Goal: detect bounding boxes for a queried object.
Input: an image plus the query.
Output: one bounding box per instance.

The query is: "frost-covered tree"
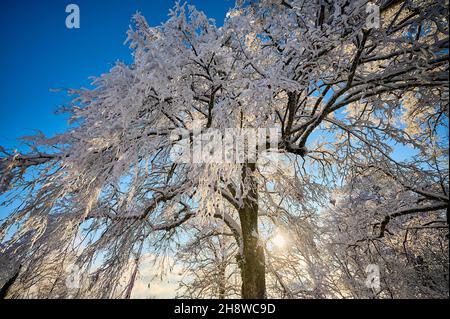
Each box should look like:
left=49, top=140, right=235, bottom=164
left=0, top=0, right=448, bottom=299
left=323, top=168, right=449, bottom=298
left=175, top=223, right=241, bottom=299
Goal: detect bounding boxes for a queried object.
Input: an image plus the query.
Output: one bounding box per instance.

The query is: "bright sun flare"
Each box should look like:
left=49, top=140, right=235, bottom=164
left=272, top=233, right=286, bottom=248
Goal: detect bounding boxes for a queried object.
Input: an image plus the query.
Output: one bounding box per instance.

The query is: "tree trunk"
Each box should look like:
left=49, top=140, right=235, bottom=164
left=238, top=163, right=265, bottom=299
left=218, top=264, right=226, bottom=299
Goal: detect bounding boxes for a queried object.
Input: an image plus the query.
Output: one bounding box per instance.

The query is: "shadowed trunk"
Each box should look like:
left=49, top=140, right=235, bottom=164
left=238, top=163, right=266, bottom=299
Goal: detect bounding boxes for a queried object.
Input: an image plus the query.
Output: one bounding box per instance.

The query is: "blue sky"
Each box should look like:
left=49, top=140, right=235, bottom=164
left=0, top=0, right=233, bottom=149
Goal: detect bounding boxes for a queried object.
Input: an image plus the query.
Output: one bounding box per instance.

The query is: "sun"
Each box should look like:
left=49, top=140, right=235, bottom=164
left=272, top=233, right=286, bottom=249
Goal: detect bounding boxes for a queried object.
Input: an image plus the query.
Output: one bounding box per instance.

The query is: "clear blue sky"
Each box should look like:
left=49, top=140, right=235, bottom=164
left=0, top=0, right=233, bottom=148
